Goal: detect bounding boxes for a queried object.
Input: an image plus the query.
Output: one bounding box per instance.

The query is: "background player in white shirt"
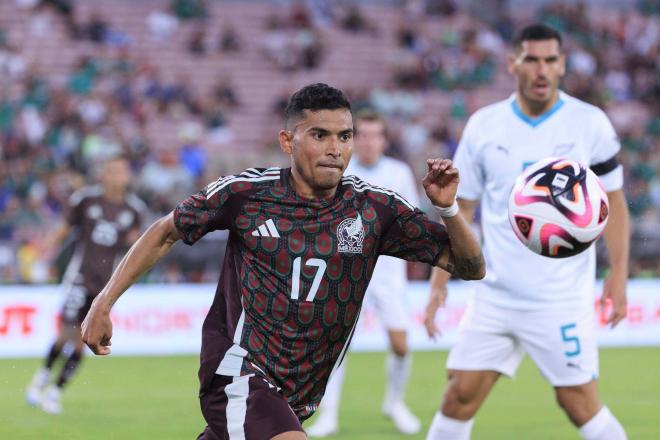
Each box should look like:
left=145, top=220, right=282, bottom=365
left=424, top=24, right=629, bottom=440
left=307, top=110, right=422, bottom=437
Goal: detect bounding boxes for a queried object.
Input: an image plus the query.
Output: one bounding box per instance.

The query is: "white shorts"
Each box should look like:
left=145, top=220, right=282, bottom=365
left=447, top=299, right=599, bottom=386
left=363, top=280, right=410, bottom=331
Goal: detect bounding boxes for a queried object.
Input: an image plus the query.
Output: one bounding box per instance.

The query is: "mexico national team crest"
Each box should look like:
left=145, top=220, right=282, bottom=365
left=337, top=213, right=365, bottom=254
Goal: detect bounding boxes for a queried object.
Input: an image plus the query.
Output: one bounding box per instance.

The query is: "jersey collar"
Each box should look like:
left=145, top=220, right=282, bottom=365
left=510, top=94, right=564, bottom=128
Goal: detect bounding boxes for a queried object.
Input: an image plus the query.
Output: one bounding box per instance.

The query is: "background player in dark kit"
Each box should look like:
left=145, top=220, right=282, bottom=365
left=26, top=156, right=143, bottom=414
left=81, top=83, right=484, bottom=440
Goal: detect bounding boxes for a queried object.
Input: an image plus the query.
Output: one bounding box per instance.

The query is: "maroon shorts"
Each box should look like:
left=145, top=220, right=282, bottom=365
left=196, top=374, right=303, bottom=440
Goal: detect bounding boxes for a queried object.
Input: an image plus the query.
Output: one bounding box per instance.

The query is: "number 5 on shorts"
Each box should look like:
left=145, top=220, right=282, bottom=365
left=560, top=323, right=581, bottom=357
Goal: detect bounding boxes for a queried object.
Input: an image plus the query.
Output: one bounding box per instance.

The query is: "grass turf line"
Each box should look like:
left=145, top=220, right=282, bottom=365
left=0, top=348, right=658, bottom=439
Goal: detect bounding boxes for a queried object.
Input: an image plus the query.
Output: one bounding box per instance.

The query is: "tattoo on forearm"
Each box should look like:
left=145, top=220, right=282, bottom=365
left=445, top=252, right=485, bottom=280
left=444, top=259, right=455, bottom=275
left=457, top=254, right=485, bottom=279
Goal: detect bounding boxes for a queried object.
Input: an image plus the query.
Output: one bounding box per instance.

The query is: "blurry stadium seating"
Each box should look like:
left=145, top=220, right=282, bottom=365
left=0, top=0, right=658, bottom=283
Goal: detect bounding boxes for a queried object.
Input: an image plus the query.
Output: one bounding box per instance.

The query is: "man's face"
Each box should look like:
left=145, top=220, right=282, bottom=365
left=354, top=119, right=387, bottom=167
left=101, top=158, right=131, bottom=193
left=508, top=39, right=565, bottom=107
left=280, top=109, right=354, bottom=197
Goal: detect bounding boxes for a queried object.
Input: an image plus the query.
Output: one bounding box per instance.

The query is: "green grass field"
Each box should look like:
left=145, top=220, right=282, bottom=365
left=1, top=348, right=658, bottom=439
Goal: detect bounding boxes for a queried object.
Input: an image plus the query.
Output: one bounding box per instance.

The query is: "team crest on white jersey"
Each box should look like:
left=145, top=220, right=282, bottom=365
left=337, top=214, right=364, bottom=254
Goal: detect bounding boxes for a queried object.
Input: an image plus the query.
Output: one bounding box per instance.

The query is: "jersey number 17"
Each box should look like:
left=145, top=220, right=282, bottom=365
left=290, top=257, right=327, bottom=302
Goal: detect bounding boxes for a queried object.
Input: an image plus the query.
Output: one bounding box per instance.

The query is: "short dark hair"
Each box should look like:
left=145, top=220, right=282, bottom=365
left=512, top=23, right=562, bottom=50
left=284, top=83, right=352, bottom=128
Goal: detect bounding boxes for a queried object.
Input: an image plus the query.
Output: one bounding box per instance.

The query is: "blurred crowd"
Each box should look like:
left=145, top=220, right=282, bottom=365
left=0, top=0, right=658, bottom=283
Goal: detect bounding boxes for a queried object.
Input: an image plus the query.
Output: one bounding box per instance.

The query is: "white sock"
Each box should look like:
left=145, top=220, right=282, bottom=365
left=34, top=368, right=51, bottom=386
left=317, top=361, right=347, bottom=421
left=426, top=411, right=474, bottom=440
left=46, top=384, right=62, bottom=397
left=579, top=406, right=627, bottom=440
left=385, top=352, right=412, bottom=404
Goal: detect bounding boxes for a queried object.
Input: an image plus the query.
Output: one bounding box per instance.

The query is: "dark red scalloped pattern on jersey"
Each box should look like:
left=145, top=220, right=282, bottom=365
left=173, top=170, right=449, bottom=421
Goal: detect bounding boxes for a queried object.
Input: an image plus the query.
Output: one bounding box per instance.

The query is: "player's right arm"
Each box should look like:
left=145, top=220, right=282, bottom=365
left=43, top=188, right=89, bottom=257
left=82, top=212, right=181, bottom=355
left=424, top=198, right=477, bottom=338
left=42, top=222, right=72, bottom=258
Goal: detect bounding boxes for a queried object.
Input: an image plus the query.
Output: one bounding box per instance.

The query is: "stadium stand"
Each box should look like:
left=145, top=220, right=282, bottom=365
left=0, top=0, right=658, bottom=283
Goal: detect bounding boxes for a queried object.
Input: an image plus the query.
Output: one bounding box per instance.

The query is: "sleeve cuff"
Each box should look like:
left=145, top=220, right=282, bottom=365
left=597, top=165, right=624, bottom=192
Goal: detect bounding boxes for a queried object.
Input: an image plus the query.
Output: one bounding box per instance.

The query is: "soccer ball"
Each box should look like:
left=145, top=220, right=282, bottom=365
left=508, top=157, right=609, bottom=258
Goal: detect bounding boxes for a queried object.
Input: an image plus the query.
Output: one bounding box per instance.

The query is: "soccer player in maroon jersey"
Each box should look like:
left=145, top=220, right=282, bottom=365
left=81, top=83, right=485, bottom=440
left=26, top=156, right=143, bottom=414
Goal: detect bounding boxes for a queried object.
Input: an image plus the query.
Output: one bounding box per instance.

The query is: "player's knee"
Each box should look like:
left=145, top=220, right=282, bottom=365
left=448, top=381, right=477, bottom=405
left=388, top=330, right=408, bottom=357
left=555, top=387, right=600, bottom=426
left=391, top=341, right=408, bottom=357
left=557, top=397, right=593, bottom=426
left=441, top=378, right=480, bottom=418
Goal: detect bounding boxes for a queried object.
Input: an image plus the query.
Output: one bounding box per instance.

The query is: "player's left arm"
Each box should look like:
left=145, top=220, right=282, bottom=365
left=601, top=189, right=630, bottom=328
left=589, top=109, right=629, bottom=328
left=423, top=158, right=485, bottom=280
left=42, top=222, right=72, bottom=258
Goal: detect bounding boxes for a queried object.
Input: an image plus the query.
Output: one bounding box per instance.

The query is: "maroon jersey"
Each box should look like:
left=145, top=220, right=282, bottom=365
left=174, top=167, right=448, bottom=421
left=63, top=186, right=144, bottom=294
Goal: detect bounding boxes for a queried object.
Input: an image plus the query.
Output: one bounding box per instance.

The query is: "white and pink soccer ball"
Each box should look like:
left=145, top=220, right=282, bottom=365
left=508, top=157, right=609, bottom=258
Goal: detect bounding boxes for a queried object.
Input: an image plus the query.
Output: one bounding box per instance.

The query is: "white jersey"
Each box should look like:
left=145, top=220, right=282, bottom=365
left=346, top=156, right=420, bottom=289
left=454, top=91, right=623, bottom=310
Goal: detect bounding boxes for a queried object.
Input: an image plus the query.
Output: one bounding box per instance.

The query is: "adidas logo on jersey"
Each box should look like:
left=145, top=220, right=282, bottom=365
left=251, top=219, right=280, bottom=238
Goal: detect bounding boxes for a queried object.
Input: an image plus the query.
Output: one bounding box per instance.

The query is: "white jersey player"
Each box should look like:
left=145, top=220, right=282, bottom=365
left=306, top=111, right=422, bottom=437
left=425, top=24, right=629, bottom=440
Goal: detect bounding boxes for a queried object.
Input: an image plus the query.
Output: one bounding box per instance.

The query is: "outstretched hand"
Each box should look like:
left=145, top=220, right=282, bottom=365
left=424, top=286, right=448, bottom=340
left=422, top=159, right=460, bottom=208
left=81, top=296, right=113, bottom=355
left=600, top=271, right=627, bottom=329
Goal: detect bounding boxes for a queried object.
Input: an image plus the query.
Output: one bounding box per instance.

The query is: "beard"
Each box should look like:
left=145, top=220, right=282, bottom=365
left=315, top=174, right=341, bottom=190
left=294, top=162, right=342, bottom=195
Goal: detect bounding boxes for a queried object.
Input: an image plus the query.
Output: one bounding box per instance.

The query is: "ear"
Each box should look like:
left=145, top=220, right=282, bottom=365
left=279, top=130, right=293, bottom=155
left=558, top=53, right=567, bottom=77
left=506, top=52, right=517, bottom=76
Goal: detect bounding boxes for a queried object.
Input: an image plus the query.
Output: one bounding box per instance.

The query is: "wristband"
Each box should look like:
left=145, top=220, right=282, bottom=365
left=435, top=200, right=459, bottom=218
